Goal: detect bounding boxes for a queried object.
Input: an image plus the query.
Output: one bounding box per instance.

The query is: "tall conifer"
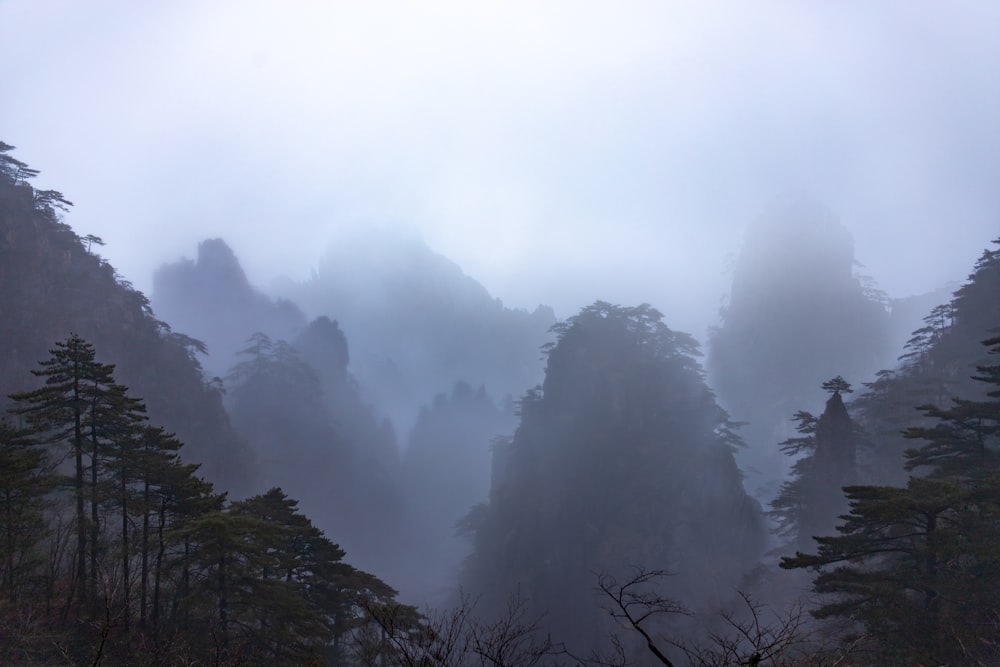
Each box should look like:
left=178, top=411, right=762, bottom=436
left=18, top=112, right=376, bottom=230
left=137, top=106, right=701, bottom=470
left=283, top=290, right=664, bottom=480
left=10, top=334, right=117, bottom=610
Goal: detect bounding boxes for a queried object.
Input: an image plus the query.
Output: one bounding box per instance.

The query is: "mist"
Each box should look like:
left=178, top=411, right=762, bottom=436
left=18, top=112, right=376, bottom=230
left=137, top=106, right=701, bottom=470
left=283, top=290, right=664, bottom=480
left=3, top=2, right=998, bottom=340
left=2, top=2, right=1000, bottom=664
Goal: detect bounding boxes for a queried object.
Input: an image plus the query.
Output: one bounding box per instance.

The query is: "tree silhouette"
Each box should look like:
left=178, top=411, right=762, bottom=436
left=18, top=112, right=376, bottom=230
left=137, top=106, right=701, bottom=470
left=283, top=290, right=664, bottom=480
left=771, top=377, right=861, bottom=553
left=463, top=302, right=765, bottom=648
left=782, top=336, right=1000, bottom=665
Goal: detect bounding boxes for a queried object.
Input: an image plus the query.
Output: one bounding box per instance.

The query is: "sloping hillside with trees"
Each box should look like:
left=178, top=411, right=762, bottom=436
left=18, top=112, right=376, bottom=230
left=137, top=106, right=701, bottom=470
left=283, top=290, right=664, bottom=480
left=461, top=303, right=766, bottom=651
left=0, top=143, right=256, bottom=495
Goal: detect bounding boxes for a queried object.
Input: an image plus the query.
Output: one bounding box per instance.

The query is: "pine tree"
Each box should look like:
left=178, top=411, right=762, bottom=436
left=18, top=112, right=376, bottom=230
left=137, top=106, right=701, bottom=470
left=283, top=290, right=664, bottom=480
left=0, top=418, right=55, bottom=599
left=152, top=461, right=223, bottom=641
left=782, top=478, right=979, bottom=664
left=228, top=488, right=332, bottom=660
left=903, top=335, right=1000, bottom=481
left=771, top=377, right=860, bottom=553
left=9, top=334, right=118, bottom=611
left=169, top=487, right=401, bottom=663
left=132, top=425, right=185, bottom=632
left=781, top=338, right=1000, bottom=665
left=88, top=380, right=148, bottom=639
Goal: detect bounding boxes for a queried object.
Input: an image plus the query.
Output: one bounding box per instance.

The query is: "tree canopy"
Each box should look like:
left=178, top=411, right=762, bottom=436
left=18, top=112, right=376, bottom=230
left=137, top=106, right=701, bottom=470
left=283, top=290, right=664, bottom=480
left=781, top=336, right=1000, bottom=665
left=462, top=302, right=766, bottom=649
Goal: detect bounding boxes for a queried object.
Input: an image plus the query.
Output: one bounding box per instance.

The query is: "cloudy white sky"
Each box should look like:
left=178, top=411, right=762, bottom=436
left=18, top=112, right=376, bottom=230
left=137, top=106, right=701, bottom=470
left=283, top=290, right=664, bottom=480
left=2, top=1, right=998, bottom=338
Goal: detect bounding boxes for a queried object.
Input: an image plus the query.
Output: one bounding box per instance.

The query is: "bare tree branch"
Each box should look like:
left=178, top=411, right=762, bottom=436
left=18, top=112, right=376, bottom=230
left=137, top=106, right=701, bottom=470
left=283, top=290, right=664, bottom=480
left=594, top=568, right=690, bottom=667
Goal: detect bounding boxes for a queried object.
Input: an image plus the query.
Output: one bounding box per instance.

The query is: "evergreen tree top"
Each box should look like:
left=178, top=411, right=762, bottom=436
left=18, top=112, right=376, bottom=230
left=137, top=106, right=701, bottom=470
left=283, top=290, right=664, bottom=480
left=821, top=376, right=853, bottom=395
left=903, top=335, right=1000, bottom=481
left=546, top=301, right=700, bottom=363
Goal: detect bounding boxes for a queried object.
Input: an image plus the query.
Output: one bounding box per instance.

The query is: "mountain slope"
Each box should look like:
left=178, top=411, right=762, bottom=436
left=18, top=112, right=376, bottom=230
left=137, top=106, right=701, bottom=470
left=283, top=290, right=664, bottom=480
left=708, top=198, right=890, bottom=499
left=275, top=227, right=556, bottom=432
left=0, top=143, right=257, bottom=494
left=153, top=238, right=307, bottom=378
left=462, top=302, right=766, bottom=649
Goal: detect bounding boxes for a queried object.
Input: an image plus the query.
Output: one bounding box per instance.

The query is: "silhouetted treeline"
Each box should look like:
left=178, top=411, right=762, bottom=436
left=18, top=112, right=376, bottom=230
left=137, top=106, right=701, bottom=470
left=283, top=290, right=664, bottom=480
left=852, top=238, right=1000, bottom=485
left=5, top=141, right=1000, bottom=665
left=0, top=334, right=407, bottom=665
left=781, top=329, right=1000, bottom=665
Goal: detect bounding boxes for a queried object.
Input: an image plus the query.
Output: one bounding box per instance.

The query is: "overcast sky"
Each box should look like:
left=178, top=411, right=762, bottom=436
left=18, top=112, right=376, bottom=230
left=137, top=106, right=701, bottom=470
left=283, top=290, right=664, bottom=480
left=2, top=1, right=998, bottom=340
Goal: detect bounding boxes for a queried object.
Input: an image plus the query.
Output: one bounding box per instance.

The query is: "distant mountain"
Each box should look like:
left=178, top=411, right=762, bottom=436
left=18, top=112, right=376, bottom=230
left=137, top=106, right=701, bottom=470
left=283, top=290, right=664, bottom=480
left=224, top=320, right=405, bottom=577
left=397, top=382, right=516, bottom=604
left=154, top=230, right=556, bottom=437
left=155, top=242, right=413, bottom=575
left=708, top=198, right=891, bottom=500
left=273, top=227, right=556, bottom=433
left=151, top=234, right=549, bottom=587
left=152, top=238, right=306, bottom=378
left=0, top=143, right=257, bottom=495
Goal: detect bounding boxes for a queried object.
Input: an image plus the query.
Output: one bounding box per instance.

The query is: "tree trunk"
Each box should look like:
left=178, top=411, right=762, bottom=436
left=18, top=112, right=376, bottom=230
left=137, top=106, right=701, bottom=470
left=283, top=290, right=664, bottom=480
left=89, top=394, right=100, bottom=605
left=151, top=499, right=165, bottom=633
left=140, top=477, right=150, bottom=628
left=121, top=462, right=130, bottom=648
left=74, top=370, right=86, bottom=610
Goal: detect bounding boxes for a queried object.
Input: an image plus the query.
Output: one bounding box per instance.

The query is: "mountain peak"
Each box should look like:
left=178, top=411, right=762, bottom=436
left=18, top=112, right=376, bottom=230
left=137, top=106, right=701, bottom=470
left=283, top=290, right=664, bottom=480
left=196, top=238, right=249, bottom=287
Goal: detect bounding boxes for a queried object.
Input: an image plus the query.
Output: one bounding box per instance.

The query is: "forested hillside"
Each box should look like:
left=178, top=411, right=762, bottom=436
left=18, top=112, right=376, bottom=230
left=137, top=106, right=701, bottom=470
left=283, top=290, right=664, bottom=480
left=460, top=303, right=766, bottom=653
left=3, top=141, right=999, bottom=665
left=0, top=143, right=257, bottom=496
left=152, top=223, right=555, bottom=599
left=0, top=337, right=407, bottom=663
left=0, top=143, right=447, bottom=665
left=224, top=323, right=405, bottom=578
left=781, top=329, right=1000, bottom=665
left=152, top=233, right=538, bottom=591
left=851, top=240, right=1000, bottom=485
